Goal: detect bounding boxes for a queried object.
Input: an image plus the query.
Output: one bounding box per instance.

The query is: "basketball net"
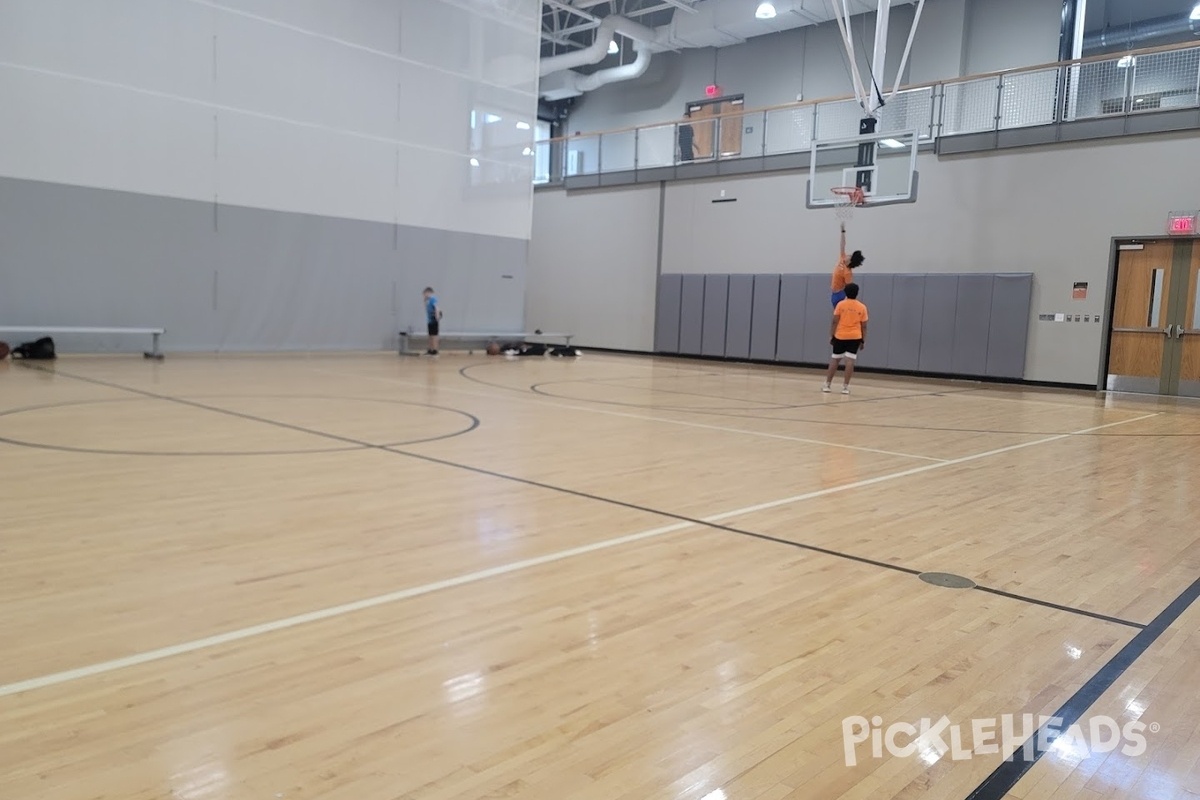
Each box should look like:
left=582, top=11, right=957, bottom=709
left=832, top=186, right=865, bottom=223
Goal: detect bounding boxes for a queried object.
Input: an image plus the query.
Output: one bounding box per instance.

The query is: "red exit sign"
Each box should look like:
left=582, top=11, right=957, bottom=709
left=1167, top=212, right=1197, bottom=235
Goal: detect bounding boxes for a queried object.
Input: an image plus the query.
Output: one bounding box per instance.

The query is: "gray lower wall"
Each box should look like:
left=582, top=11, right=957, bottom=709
left=0, top=177, right=527, bottom=352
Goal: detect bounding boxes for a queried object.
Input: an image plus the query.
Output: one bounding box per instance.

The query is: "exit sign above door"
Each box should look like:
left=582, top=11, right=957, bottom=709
left=1166, top=211, right=1198, bottom=235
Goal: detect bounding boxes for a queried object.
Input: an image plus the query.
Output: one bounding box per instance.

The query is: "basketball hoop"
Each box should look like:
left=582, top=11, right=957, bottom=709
left=831, top=186, right=865, bottom=222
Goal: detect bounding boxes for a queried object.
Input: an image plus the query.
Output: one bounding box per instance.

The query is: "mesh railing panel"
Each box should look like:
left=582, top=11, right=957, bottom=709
left=764, top=105, right=815, bottom=155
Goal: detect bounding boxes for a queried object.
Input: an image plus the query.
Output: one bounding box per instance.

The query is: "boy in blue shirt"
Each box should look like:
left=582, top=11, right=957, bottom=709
left=423, top=287, right=442, bottom=356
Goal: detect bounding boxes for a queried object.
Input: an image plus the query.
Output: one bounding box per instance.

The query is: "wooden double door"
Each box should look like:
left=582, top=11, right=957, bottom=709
left=1107, top=239, right=1200, bottom=397
left=683, top=98, right=744, bottom=161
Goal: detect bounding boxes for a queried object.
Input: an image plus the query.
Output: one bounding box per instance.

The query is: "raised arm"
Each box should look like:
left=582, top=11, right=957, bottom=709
left=840, top=223, right=847, bottom=260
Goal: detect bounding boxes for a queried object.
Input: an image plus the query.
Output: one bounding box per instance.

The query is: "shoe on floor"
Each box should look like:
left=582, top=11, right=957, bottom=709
left=822, top=384, right=831, bottom=393
left=841, top=386, right=851, bottom=394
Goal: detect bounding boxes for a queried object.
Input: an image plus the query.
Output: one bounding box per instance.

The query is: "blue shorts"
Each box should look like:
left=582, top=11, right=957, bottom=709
left=831, top=290, right=846, bottom=307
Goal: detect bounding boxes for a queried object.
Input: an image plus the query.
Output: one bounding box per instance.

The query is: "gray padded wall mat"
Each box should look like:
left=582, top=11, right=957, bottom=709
left=917, top=275, right=959, bottom=374
left=853, top=274, right=894, bottom=369
left=987, top=274, right=1033, bottom=378
left=655, top=274, right=682, bottom=353
left=750, top=274, right=781, bottom=361
left=952, top=274, right=994, bottom=375
left=655, top=272, right=1033, bottom=378
left=888, top=274, right=926, bottom=371
left=679, top=274, right=706, bottom=355
left=701, top=274, right=730, bottom=357
left=725, top=274, right=754, bottom=360
left=775, top=274, right=809, bottom=362
left=801, top=274, right=835, bottom=364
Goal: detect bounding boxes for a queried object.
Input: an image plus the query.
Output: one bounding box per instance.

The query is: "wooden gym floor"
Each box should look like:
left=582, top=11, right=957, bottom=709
left=1, top=352, right=1198, bottom=800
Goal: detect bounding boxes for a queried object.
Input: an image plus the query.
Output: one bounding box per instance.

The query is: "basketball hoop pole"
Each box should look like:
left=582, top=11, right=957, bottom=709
left=869, top=0, right=890, bottom=116
left=889, top=0, right=926, bottom=100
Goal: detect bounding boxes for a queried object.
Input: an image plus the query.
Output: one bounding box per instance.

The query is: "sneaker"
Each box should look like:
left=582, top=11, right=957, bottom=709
left=822, top=384, right=831, bottom=393
left=841, top=386, right=851, bottom=394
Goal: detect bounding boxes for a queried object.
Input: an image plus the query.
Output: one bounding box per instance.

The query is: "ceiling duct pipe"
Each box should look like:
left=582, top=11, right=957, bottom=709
left=1083, top=12, right=1200, bottom=52
left=539, top=15, right=659, bottom=76
left=575, top=45, right=653, bottom=91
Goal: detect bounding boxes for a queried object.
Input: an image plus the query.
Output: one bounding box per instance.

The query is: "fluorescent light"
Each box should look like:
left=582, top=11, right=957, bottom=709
left=608, top=40, right=619, bottom=54
left=522, top=147, right=533, bottom=156
left=755, top=2, right=776, bottom=19
left=1191, top=2, right=1200, bottom=20
left=469, top=158, right=480, bottom=167
left=515, top=121, right=531, bottom=130
left=880, top=138, right=905, bottom=149
left=484, top=113, right=501, bottom=124
left=1117, top=55, right=1135, bottom=68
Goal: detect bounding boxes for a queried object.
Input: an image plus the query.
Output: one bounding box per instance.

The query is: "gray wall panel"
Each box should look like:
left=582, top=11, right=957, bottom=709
left=854, top=274, right=894, bottom=369
left=750, top=274, right=780, bottom=360
left=952, top=274, right=994, bottom=375
left=0, top=176, right=527, bottom=352
left=918, top=275, right=959, bottom=374
left=701, top=274, right=730, bottom=357
left=654, top=274, right=683, bottom=353
left=679, top=274, right=706, bottom=355
left=775, top=274, right=809, bottom=362
left=888, top=275, right=926, bottom=371
left=0, top=178, right=218, bottom=352
left=801, top=274, right=834, bottom=364
left=215, top=206, right=396, bottom=351
left=725, top=274, right=754, bottom=359
left=987, top=273, right=1034, bottom=378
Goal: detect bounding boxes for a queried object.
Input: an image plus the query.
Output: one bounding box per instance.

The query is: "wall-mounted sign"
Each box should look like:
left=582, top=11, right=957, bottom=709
left=1167, top=211, right=1198, bottom=235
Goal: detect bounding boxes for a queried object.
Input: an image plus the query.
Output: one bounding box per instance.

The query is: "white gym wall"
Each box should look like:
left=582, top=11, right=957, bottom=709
left=0, top=0, right=540, bottom=350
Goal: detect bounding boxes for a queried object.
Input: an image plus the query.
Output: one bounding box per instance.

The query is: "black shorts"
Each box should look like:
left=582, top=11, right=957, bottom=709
left=831, top=337, right=862, bottom=359
left=427, top=321, right=440, bottom=336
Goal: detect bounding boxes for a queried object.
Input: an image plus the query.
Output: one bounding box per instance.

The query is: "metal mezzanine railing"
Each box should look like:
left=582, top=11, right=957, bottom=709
left=533, top=39, right=1200, bottom=184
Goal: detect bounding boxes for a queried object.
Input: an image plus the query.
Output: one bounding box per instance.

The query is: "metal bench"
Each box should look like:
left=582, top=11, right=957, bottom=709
left=0, top=326, right=166, bottom=359
left=399, top=330, right=574, bottom=356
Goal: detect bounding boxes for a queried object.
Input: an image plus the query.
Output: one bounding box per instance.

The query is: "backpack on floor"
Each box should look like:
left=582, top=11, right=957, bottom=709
left=12, top=337, right=56, bottom=360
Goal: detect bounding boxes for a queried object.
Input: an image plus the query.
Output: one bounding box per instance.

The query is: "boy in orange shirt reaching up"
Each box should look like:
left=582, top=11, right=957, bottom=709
left=824, top=282, right=868, bottom=394
left=831, top=222, right=865, bottom=307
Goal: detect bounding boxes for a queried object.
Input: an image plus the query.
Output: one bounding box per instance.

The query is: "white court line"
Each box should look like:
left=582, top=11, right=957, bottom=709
left=310, top=367, right=950, bottom=462
left=0, top=412, right=1157, bottom=699
left=701, top=412, right=1160, bottom=524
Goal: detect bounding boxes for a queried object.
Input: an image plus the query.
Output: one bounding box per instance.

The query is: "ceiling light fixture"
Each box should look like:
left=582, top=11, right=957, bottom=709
left=755, top=2, right=777, bottom=20
left=880, top=138, right=905, bottom=149
left=608, top=39, right=619, bottom=54
left=516, top=121, right=531, bottom=130
left=469, top=158, right=480, bottom=167
left=1191, top=2, right=1200, bottom=20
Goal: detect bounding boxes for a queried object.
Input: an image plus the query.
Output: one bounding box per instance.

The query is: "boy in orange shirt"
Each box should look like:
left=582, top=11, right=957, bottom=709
left=831, top=222, right=865, bottom=307
left=824, top=282, right=868, bottom=394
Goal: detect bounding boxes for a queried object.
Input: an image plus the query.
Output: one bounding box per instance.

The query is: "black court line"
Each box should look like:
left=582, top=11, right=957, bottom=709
left=459, top=362, right=982, bottom=416
left=18, top=363, right=1147, bottom=633
left=973, top=586, right=1144, bottom=631
left=460, top=363, right=1196, bottom=438
left=0, top=393, right=480, bottom=456
left=965, top=575, right=1200, bottom=800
